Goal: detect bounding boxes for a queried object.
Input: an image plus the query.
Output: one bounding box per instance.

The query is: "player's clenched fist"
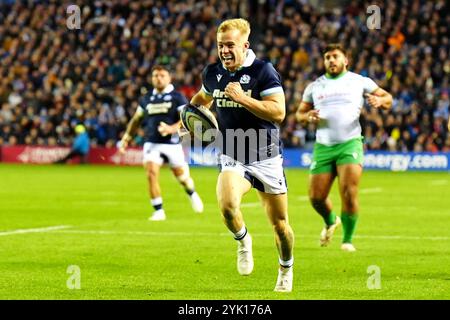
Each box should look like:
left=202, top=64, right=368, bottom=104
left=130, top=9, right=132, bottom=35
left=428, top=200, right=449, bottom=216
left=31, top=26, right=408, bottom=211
left=306, top=109, right=321, bottom=124
left=117, top=133, right=131, bottom=154
left=157, top=121, right=171, bottom=137
left=224, top=82, right=244, bottom=102
left=365, top=93, right=383, bottom=109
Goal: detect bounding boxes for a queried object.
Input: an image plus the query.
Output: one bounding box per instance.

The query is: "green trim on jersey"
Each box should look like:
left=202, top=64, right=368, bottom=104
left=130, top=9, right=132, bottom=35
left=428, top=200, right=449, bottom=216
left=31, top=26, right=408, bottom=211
left=325, top=70, right=348, bottom=80
left=310, top=136, right=364, bottom=174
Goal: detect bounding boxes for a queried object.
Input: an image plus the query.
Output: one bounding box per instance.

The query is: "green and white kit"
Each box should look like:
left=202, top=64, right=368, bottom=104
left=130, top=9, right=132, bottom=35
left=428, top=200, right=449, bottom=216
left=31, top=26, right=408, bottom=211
left=302, top=71, right=378, bottom=173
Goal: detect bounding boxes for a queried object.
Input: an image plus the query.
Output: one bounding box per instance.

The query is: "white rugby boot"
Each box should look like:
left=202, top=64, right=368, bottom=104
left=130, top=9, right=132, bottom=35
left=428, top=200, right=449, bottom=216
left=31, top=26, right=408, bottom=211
left=189, top=192, right=204, bottom=213
left=341, top=243, right=357, bottom=252
left=237, top=234, right=253, bottom=275
left=149, top=209, right=166, bottom=221
left=274, top=267, right=293, bottom=292
left=320, top=216, right=341, bottom=247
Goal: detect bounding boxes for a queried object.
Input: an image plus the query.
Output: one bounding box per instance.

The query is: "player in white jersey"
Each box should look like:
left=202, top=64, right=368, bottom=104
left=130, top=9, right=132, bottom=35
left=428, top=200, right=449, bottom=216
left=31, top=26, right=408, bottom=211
left=296, top=44, right=392, bottom=252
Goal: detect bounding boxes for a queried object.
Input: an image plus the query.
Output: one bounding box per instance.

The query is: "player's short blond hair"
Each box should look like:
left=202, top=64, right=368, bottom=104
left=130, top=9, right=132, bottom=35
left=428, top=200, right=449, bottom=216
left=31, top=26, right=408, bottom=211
left=217, top=18, right=251, bottom=40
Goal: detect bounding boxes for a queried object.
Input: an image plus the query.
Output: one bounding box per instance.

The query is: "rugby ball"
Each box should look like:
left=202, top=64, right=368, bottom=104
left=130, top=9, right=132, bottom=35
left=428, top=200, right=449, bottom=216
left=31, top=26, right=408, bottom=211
left=180, top=103, right=218, bottom=141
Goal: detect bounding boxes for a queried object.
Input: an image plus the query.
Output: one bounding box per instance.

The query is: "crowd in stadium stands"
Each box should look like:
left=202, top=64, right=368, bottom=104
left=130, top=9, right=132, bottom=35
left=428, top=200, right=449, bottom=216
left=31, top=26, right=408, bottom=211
left=0, top=0, right=449, bottom=152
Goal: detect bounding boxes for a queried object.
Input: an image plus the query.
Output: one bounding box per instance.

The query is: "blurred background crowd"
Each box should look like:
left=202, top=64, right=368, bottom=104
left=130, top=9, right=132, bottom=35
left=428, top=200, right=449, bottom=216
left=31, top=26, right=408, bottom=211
left=0, top=0, right=449, bottom=152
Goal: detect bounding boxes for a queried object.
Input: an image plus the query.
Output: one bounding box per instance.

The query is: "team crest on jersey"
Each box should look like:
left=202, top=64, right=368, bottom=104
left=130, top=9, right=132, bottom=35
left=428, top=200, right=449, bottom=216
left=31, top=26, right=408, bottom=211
left=163, top=95, right=172, bottom=101
left=216, top=74, right=223, bottom=82
left=239, top=74, right=250, bottom=84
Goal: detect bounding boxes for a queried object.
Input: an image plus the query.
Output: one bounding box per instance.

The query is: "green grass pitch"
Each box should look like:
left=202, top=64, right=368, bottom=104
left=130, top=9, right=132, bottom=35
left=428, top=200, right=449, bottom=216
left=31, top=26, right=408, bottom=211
left=0, top=163, right=449, bottom=300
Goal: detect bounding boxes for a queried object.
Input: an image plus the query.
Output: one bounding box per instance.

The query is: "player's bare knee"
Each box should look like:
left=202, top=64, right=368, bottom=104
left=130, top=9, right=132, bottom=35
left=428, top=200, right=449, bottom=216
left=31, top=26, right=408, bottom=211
left=309, top=187, right=327, bottom=202
left=342, top=186, right=358, bottom=202
left=175, top=169, right=193, bottom=187
left=341, top=188, right=358, bottom=212
left=146, top=168, right=158, bottom=181
left=219, top=199, right=240, bottom=220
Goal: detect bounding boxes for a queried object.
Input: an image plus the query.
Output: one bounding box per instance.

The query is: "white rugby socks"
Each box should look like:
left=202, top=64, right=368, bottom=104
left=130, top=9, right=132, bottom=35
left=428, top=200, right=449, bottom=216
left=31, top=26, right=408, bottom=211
left=233, top=226, right=248, bottom=241
left=151, top=197, right=163, bottom=211
left=279, top=257, right=294, bottom=268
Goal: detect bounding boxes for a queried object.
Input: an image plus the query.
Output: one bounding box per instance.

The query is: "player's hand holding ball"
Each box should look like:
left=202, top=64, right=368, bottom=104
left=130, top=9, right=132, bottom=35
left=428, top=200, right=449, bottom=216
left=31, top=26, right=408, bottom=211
left=180, top=103, right=218, bottom=142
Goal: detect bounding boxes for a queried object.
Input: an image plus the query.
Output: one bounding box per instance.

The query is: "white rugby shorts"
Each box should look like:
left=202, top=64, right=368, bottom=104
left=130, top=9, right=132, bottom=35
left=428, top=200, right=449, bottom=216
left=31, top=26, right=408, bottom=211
left=219, top=154, right=287, bottom=194
left=143, top=142, right=186, bottom=168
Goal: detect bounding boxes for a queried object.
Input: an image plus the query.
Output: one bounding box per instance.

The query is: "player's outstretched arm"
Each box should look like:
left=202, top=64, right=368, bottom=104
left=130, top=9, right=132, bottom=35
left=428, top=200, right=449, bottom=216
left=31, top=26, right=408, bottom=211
left=365, top=87, right=393, bottom=110
left=118, top=111, right=143, bottom=153
left=190, top=90, right=214, bottom=109
left=295, top=101, right=320, bottom=125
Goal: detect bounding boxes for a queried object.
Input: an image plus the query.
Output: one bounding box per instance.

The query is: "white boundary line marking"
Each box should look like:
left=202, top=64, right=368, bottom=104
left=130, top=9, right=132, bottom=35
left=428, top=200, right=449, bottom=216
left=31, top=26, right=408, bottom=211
left=360, top=187, right=383, bottom=194
left=2, top=225, right=446, bottom=241
left=296, top=188, right=382, bottom=201
left=430, top=180, right=448, bottom=186
left=0, top=225, right=71, bottom=237
left=46, top=229, right=450, bottom=241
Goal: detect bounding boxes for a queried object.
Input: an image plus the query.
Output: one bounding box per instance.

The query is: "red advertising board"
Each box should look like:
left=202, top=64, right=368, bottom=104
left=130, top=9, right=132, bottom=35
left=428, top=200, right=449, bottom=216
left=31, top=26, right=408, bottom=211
left=1, top=146, right=71, bottom=164
left=88, top=147, right=143, bottom=165
left=0, top=146, right=143, bottom=165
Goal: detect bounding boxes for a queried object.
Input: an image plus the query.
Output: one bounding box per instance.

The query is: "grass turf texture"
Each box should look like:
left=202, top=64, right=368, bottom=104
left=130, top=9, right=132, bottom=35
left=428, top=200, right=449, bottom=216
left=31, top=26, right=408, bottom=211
left=0, top=163, right=449, bottom=300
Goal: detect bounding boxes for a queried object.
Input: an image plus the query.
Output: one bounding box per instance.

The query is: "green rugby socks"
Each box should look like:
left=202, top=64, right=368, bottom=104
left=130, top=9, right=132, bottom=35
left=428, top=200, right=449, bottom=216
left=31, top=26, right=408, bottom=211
left=323, top=212, right=337, bottom=227
left=341, top=212, right=358, bottom=243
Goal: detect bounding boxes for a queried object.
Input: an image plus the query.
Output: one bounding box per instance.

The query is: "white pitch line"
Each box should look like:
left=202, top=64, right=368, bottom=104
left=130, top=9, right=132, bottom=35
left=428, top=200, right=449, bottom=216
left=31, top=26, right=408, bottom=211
left=429, top=180, right=448, bottom=186
left=355, top=235, right=449, bottom=240
left=49, top=229, right=233, bottom=237
left=47, top=229, right=450, bottom=241
left=360, top=187, right=383, bottom=194
left=296, top=188, right=382, bottom=201
left=0, top=225, right=71, bottom=237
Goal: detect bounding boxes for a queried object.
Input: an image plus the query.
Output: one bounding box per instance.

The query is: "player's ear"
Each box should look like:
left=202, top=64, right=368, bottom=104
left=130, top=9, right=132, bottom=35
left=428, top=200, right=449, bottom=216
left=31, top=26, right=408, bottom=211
left=244, top=41, right=250, bottom=50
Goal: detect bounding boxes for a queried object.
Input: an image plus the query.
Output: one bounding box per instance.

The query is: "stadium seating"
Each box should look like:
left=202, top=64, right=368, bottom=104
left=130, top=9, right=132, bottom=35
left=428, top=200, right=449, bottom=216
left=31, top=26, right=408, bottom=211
left=0, top=0, right=448, bottom=152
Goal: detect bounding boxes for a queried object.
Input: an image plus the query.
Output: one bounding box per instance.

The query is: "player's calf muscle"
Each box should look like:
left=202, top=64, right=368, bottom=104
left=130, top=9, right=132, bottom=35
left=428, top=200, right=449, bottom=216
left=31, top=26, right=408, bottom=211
left=342, top=199, right=359, bottom=213
left=273, top=221, right=294, bottom=260
left=272, top=219, right=291, bottom=238
left=310, top=198, right=331, bottom=213
left=340, top=185, right=359, bottom=210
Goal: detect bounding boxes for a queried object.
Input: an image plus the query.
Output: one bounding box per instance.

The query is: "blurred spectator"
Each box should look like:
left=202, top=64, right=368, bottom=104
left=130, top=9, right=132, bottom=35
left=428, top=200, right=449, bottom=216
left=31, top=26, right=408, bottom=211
left=0, top=0, right=448, bottom=153
left=54, top=124, right=90, bottom=164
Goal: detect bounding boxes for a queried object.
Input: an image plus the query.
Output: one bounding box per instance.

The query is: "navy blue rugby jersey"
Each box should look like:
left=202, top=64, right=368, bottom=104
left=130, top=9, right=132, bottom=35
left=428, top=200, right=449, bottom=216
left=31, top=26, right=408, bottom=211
left=201, top=49, right=285, bottom=164
left=137, top=84, right=188, bottom=144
